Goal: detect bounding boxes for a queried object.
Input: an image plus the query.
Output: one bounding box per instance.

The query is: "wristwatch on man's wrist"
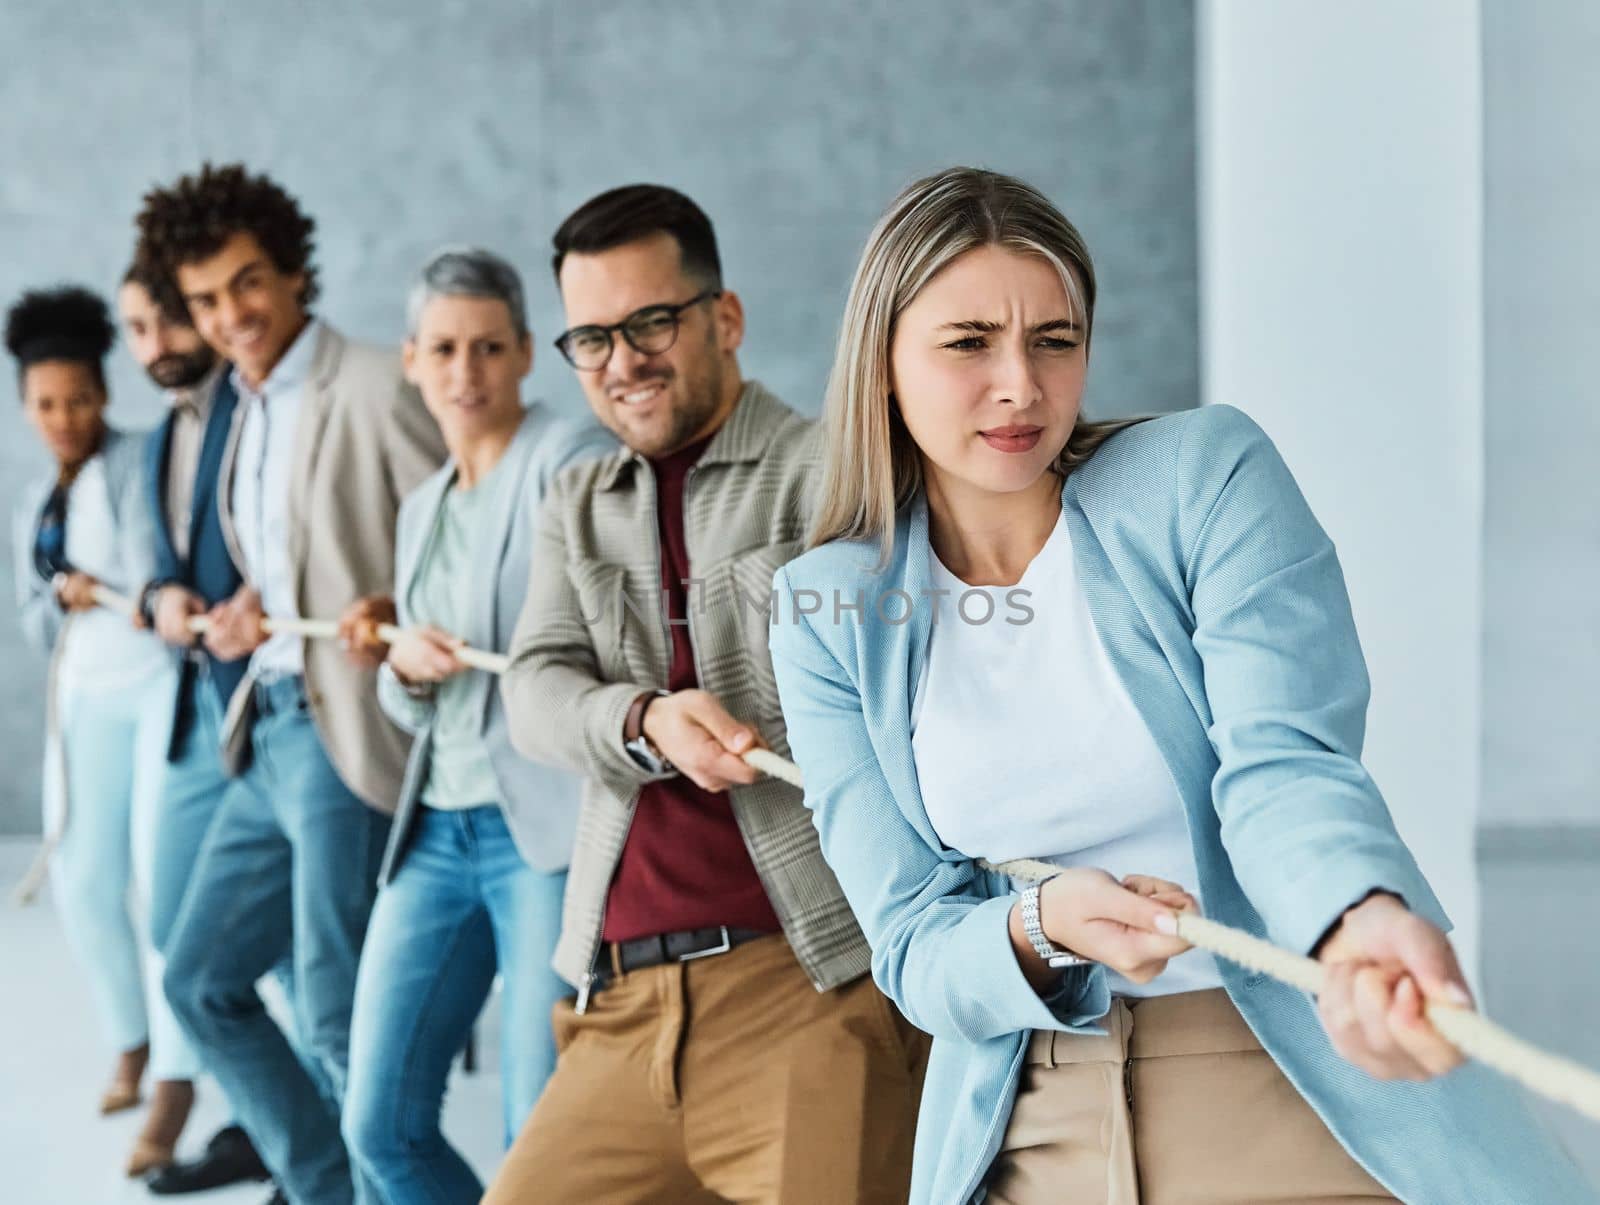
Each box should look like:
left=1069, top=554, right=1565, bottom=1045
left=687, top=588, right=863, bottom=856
left=623, top=689, right=674, bottom=775
left=1020, top=879, right=1092, bottom=969
left=138, top=580, right=168, bottom=628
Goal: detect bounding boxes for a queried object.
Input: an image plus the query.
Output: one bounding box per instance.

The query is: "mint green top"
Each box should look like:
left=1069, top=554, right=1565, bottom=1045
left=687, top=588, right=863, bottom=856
left=412, top=461, right=506, bottom=810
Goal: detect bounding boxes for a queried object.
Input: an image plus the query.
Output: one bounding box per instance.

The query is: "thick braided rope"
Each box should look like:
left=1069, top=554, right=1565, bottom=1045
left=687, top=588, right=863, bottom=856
left=67, top=597, right=1600, bottom=1122
left=744, top=748, right=1600, bottom=1125
left=90, top=587, right=510, bottom=673
left=13, top=593, right=503, bottom=906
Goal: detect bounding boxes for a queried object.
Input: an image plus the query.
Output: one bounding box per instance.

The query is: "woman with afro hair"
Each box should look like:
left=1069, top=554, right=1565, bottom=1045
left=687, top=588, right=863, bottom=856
left=7, top=286, right=202, bottom=1177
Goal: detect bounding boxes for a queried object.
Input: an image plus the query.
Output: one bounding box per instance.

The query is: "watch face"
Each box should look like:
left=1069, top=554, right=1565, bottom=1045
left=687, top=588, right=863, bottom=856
left=625, top=739, right=664, bottom=774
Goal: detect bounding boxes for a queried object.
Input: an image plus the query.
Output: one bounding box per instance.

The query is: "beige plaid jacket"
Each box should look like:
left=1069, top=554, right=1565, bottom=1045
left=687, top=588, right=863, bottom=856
left=501, top=381, right=871, bottom=1002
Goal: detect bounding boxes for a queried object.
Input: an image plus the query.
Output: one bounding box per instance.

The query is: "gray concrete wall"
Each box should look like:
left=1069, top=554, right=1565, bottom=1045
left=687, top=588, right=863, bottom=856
left=0, top=1, right=1199, bottom=832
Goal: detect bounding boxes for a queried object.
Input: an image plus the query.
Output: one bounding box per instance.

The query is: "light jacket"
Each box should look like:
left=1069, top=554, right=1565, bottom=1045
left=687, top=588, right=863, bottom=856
left=768, top=404, right=1591, bottom=1204
left=375, top=402, right=617, bottom=882
left=501, top=382, right=872, bottom=999
left=215, top=322, right=448, bottom=809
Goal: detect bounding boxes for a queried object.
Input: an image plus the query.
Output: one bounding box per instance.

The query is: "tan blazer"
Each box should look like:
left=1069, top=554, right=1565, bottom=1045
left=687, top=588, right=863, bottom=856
left=217, top=322, right=447, bottom=811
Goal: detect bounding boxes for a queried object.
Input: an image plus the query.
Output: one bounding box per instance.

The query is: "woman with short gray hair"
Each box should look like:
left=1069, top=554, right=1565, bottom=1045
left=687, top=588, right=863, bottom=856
left=403, top=245, right=530, bottom=340
left=338, top=247, right=617, bottom=1203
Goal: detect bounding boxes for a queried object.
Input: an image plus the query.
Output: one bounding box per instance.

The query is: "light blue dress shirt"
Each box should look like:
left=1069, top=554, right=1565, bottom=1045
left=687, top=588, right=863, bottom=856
left=230, top=319, right=320, bottom=677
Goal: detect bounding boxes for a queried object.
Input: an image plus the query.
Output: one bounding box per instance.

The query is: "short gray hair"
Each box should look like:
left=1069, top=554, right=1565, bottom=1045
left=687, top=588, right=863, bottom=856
left=406, top=245, right=529, bottom=336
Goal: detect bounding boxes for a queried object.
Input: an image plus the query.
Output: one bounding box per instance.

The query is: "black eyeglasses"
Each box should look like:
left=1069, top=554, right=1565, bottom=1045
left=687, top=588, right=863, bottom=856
left=553, top=290, right=721, bottom=371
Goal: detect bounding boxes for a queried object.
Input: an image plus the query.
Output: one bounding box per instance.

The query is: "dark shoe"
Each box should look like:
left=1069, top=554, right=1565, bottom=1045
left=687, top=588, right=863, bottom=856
left=145, top=1124, right=270, bottom=1194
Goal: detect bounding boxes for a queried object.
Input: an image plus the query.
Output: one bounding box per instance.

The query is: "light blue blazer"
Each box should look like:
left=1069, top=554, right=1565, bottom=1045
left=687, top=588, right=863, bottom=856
left=768, top=405, right=1590, bottom=1204
left=376, top=402, right=619, bottom=882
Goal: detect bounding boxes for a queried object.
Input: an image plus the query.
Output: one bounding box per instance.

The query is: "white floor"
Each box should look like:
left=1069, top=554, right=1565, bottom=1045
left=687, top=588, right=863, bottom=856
left=0, top=839, right=505, bottom=1205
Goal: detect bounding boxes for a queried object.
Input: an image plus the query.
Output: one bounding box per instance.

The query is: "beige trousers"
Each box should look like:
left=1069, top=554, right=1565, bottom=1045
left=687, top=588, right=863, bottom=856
left=482, top=933, right=929, bottom=1203
left=985, top=988, right=1396, bottom=1204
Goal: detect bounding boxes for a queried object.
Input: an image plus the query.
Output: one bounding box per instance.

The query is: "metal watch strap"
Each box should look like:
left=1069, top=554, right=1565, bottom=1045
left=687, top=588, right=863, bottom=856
left=1020, top=880, right=1091, bottom=969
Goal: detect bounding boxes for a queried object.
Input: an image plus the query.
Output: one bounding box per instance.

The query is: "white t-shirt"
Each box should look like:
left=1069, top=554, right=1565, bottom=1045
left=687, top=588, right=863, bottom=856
left=910, top=509, right=1222, bottom=997
left=58, top=455, right=171, bottom=696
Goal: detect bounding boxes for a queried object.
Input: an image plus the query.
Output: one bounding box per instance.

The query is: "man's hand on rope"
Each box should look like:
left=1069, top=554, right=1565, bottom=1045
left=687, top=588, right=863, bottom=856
left=1315, top=891, right=1472, bottom=1082
left=202, top=587, right=267, bottom=661
left=153, top=585, right=205, bottom=648
left=1038, top=868, right=1197, bottom=984
left=338, top=594, right=397, bottom=669
left=642, top=689, right=767, bottom=792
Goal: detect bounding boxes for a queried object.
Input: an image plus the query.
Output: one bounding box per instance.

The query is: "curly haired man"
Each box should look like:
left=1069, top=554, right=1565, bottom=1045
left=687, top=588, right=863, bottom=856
left=136, top=164, right=446, bottom=1205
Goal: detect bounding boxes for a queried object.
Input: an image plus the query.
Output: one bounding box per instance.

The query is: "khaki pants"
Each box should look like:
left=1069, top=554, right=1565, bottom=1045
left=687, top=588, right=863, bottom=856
left=483, top=933, right=929, bottom=1203
left=985, top=989, right=1395, bottom=1204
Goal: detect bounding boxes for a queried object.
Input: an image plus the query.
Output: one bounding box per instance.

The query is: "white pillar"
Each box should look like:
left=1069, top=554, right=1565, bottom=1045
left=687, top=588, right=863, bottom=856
left=1197, top=0, right=1484, bottom=976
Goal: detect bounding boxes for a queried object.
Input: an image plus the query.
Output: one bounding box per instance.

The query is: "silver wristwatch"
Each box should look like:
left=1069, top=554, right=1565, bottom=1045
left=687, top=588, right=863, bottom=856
left=623, top=689, right=675, bottom=775
left=1020, top=880, right=1091, bottom=969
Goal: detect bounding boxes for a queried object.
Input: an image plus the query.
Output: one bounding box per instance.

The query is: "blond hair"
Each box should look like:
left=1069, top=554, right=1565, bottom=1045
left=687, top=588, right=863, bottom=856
left=808, top=167, right=1140, bottom=560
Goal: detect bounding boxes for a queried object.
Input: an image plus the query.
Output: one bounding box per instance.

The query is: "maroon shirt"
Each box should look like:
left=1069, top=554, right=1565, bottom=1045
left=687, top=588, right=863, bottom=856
left=601, top=435, right=782, bottom=943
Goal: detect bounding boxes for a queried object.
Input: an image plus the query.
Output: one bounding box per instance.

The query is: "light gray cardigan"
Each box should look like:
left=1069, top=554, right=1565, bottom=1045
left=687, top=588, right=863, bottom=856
left=375, top=402, right=618, bottom=882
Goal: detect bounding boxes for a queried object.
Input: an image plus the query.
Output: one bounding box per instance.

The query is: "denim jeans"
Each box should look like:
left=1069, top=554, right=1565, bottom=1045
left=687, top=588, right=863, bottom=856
left=342, top=805, right=569, bottom=1204
left=148, top=670, right=230, bottom=956
left=151, top=669, right=305, bottom=1125
left=48, top=669, right=199, bottom=1081
left=163, top=675, right=389, bottom=1205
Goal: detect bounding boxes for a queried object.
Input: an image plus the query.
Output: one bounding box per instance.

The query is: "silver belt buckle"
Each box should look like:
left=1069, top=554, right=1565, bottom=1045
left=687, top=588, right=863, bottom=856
left=678, top=925, right=732, bottom=962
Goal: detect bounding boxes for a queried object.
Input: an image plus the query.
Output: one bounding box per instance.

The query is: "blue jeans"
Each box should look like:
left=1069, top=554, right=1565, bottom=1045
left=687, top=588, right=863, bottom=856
left=151, top=670, right=302, bottom=1124
left=148, top=670, right=229, bottom=955
left=163, top=675, right=389, bottom=1205
left=343, top=805, right=569, bottom=1204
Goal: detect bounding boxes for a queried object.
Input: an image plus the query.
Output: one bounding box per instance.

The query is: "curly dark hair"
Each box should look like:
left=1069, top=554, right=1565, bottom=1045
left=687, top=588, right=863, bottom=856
left=5, top=286, right=116, bottom=389
left=136, top=163, right=319, bottom=307
left=121, top=253, right=191, bottom=327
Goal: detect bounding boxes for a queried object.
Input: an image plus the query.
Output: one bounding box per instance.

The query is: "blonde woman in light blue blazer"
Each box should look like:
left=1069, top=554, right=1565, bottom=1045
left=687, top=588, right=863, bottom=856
left=768, top=169, right=1591, bottom=1204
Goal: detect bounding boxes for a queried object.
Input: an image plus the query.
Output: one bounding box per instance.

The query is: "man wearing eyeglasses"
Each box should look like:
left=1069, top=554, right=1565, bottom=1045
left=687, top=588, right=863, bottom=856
left=488, top=185, right=927, bottom=1203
